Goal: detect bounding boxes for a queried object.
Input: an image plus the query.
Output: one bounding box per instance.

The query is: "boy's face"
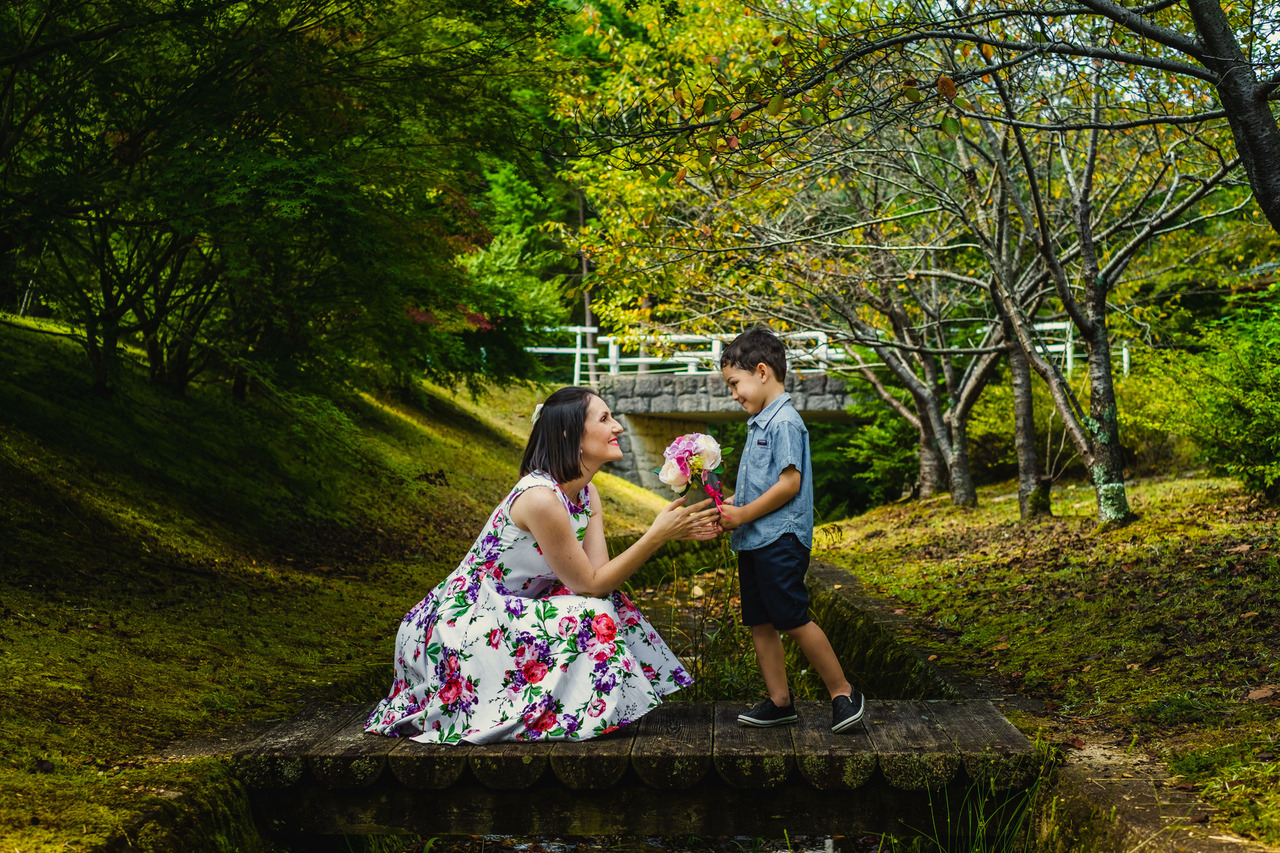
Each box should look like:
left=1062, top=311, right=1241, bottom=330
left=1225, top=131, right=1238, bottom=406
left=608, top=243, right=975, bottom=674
left=721, top=363, right=772, bottom=416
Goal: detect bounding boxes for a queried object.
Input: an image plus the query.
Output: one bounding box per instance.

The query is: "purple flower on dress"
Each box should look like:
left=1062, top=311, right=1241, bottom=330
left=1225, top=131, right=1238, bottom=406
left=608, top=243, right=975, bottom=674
left=562, top=713, right=581, bottom=734
left=673, top=668, right=694, bottom=687
left=479, top=532, right=502, bottom=562
left=594, top=672, right=618, bottom=694
left=505, top=598, right=527, bottom=618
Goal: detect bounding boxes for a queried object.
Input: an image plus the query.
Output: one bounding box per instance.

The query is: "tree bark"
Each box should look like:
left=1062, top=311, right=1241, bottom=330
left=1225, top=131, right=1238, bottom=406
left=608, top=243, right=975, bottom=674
left=1007, top=328, right=1051, bottom=519
left=916, top=418, right=948, bottom=499
left=1185, top=0, right=1280, bottom=236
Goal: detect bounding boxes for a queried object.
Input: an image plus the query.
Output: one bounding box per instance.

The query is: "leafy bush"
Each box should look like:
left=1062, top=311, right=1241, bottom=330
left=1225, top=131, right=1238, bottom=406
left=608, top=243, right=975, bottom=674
left=1134, top=295, right=1280, bottom=501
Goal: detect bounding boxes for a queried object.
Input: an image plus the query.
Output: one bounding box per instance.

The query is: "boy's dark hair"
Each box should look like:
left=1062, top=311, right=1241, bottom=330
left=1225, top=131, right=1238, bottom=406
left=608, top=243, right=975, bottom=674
left=720, top=327, right=787, bottom=381
left=520, top=386, right=596, bottom=482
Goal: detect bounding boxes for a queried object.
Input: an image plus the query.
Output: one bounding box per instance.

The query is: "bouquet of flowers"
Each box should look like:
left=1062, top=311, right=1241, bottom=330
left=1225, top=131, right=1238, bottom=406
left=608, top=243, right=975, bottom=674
left=656, top=433, right=732, bottom=509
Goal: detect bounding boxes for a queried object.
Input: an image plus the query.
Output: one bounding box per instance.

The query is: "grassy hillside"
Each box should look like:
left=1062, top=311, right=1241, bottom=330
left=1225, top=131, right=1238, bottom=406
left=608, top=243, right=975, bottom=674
left=819, top=481, right=1280, bottom=844
left=0, top=319, right=665, bottom=851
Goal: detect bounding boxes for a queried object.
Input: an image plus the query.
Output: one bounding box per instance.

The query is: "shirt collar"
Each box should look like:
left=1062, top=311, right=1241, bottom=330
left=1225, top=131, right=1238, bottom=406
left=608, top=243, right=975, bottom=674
left=749, top=392, right=792, bottom=430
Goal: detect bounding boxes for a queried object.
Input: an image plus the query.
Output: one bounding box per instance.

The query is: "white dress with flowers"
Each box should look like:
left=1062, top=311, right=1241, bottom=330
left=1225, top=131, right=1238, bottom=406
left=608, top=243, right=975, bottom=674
left=365, top=471, right=692, bottom=743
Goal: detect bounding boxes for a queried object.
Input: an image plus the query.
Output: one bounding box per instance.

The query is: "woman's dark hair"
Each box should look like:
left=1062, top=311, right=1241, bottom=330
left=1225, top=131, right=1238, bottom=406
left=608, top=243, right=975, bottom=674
left=720, top=326, right=787, bottom=381
left=520, top=386, right=597, bottom=483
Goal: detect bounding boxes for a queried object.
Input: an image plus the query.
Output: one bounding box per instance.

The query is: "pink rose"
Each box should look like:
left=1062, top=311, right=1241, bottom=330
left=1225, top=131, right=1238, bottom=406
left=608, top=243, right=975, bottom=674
left=531, top=710, right=557, bottom=732
left=642, top=664, right=657, bottom=681
left=438, top=679, right=461, bottom=705
left=445, top=654, right=460, bottom=675
left=592, top=613, right=617, bottom=644
left=587, top=697, right=607, bottom=718
left=514, top=644, right=531, bottom=664
left=523, top=661, right=548, bottom=684
left=488, top=628, right=503, bottom=648
left=557, top=616, right=579, bottom=637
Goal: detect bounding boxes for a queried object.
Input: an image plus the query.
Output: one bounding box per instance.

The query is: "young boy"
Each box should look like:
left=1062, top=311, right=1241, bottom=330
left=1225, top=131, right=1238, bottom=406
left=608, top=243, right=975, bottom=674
left=717, top=327, right=865, bottom=733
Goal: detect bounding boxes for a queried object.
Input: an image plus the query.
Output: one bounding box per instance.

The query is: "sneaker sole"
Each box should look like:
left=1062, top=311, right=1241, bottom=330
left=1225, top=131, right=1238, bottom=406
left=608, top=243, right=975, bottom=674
left=737, top=714, right=799, bottom=727
left=831, top=706, right=865, bottom=733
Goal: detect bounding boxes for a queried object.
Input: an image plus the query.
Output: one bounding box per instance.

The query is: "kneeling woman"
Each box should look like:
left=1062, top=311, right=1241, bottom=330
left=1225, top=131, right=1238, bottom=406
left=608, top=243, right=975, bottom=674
left=365, top=387, right=719, bottom=743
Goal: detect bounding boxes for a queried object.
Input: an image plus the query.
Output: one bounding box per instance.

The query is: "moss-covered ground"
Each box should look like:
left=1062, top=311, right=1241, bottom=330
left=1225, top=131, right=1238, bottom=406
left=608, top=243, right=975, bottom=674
left=819, top=481, right=1280, bottom=845
left=0, top=320, right=663, bottom=851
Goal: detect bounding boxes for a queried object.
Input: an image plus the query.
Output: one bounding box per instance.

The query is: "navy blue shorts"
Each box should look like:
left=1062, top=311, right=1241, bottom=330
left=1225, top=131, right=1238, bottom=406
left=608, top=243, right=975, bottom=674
left=737, top=532, right=811, bottom=631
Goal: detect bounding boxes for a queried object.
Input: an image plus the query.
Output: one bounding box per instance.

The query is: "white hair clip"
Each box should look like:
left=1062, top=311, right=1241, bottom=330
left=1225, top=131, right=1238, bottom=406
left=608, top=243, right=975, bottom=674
left=531, top=403, right=544, bottom=426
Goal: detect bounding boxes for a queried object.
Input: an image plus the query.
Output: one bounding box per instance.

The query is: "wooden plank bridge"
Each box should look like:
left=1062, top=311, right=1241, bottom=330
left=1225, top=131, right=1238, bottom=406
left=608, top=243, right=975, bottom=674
left=232, top=698, right=1043, bottom=840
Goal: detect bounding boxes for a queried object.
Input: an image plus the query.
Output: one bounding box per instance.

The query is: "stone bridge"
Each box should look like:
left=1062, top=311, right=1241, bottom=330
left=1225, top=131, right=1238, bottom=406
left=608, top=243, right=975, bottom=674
left=597, top=374, right=857, bottom=491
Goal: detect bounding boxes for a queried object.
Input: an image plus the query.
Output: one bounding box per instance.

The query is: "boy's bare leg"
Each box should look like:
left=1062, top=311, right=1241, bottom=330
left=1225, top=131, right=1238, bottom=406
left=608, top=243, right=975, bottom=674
left=751, top=624, right=792, bottom=706
left=785, top=621, right=852, bottom=700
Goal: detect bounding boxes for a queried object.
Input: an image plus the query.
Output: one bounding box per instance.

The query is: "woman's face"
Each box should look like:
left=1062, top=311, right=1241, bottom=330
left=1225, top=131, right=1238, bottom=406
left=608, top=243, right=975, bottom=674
left=579, top=394, right=624, bottom=468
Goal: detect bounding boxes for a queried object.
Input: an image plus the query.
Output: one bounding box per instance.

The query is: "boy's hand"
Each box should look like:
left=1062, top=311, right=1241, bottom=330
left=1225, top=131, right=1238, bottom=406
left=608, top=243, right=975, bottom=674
left=717, top=503, right=742, bottom=531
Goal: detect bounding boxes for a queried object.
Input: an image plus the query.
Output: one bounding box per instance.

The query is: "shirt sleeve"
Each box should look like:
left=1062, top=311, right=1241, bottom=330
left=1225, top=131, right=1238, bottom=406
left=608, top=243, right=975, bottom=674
left=771, top=421, right=807, bottom=476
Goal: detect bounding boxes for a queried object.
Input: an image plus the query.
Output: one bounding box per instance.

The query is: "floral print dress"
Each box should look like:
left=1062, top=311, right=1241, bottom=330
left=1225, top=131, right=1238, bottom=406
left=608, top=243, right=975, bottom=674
left=365, top=472, right=693, bottom=743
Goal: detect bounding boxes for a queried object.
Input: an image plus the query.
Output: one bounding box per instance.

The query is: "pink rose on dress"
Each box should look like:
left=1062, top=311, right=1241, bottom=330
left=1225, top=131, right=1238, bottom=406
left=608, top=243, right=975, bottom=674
left=557, top=616, right=579, bottom=637
left=523, top=661, right=548, bottom=684
left=588, top=640, right=615, bottom=662
left=549, top=583, right=572, bottom=596
left=446, top=654, right=460, bottom=675
left=587, top=697, right=607, bottom=718
left=514, top=644, right=532, bottom=664
left=438, top=678, right=461, bottom=705
left=592, top=613, right=617, bottom=643
left=488, top=628, right=503, bottom=648
left=642, top=664, right=657, bottom=681
left=530, top=710, right=558, bottom=732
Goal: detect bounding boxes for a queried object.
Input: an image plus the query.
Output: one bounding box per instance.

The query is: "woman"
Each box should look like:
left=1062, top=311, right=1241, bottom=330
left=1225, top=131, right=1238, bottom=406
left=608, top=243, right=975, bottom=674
left=365, top=387, right=718, bottom=743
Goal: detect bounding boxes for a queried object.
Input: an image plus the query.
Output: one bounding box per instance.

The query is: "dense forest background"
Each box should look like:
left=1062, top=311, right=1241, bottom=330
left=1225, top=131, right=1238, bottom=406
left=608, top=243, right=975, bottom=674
left=5, top=0, right=1279, bottom=522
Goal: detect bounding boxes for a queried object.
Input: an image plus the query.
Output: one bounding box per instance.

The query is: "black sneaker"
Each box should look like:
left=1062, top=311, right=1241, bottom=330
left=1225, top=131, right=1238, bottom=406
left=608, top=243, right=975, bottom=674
left=832, top=690, right=865, bottom=733
left=737, top=697, right=799, bottom=727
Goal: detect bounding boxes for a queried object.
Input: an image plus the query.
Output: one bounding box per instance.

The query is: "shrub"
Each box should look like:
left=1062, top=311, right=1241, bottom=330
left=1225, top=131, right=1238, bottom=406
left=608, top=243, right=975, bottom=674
left=1135, top=295, right=1280, bottom=502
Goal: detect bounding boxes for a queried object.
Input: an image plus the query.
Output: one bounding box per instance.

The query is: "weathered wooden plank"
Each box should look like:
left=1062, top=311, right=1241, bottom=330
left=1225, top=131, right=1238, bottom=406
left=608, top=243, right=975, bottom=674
left=468, top=740, right=553, bottom=789
left=231, top=703, right=366, bottom=789
left=790, top=700, right=875, bottom=790
left=308, top=703, right=395, bottom=789
left=863, top=699, right=961, bottom=790
left=386, top=736, right=473, bottom=790
left=549, top=724, right=637, bottom=790
left=712, top=701, right=794, bottom=788
left=631, top=701, right=713, bottom=789
left=926, top=700, right=1041, bottom=790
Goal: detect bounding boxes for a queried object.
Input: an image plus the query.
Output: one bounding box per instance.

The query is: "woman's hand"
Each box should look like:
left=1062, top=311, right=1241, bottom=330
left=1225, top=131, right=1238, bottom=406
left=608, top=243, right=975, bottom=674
left=650, top=495, right=719, bottom=543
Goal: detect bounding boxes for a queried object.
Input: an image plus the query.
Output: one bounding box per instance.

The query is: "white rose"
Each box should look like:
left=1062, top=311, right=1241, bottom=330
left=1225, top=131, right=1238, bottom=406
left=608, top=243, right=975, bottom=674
left=658, top=457, right=690, bottom=489
left=695, top=434, right=722, bottom=473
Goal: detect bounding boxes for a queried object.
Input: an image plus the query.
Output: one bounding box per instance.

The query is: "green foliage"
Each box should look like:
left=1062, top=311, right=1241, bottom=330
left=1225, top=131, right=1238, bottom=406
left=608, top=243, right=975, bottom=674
left=1133, top=296, right=1280, bottom=501
left=837, top=408, right=919, bottom=509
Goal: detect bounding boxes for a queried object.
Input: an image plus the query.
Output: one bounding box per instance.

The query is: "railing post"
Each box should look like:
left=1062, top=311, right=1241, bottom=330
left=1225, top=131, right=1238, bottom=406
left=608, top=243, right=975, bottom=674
left=573, top=328, right=583, bottom=387
left=609, top=340, right=620, bottom=375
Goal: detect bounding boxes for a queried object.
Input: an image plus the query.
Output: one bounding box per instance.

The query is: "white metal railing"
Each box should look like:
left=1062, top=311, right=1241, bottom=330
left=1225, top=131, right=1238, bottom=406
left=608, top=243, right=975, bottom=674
left=527, top=329, right=847, bottom=386
left=526, top=324, right=1127, bottom=386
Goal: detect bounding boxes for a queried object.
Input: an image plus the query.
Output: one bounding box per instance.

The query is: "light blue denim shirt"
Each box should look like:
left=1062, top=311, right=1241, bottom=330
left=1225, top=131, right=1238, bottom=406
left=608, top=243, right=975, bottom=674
left=729, top=393, right=814, bottom=552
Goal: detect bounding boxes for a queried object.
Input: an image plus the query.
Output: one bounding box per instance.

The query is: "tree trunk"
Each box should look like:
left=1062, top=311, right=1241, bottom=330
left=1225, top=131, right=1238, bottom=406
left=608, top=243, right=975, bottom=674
left=1186, top=0, right=1280, bottom=236
left=232, top=366, right=249, bottom=401
left=916, top=420, right=948, bottom=499
left=1007, top=327, right=1051, bottom=519
left=946, top=416, right=978, bottom=507
left=1083, top=330, right=1133, bottom=523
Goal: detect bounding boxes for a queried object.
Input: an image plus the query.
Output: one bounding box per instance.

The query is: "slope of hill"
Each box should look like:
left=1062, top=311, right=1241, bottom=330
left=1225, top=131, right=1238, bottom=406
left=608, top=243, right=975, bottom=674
left=0, top=319, right=665, bottom=851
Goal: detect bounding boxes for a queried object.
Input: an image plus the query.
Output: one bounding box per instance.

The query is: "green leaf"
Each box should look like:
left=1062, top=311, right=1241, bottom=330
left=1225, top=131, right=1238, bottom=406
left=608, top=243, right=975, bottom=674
left=940, top=115, right=961, bottom=138
left=904, top=86, right=923, bottom=103
left=656, top=170, right=675, bottom=187
left=953, top=96, right=973, bottom=111
left=698, top=151, right=713, bottom=170
left=767, top=94, right=785, bottom=116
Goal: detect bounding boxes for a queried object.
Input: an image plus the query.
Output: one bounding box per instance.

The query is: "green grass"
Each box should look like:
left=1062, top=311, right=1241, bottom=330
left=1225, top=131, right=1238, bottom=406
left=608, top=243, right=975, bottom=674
left=818, top=478, right=1280, bottom=845
left=0, top=319, right=663, bottom=851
